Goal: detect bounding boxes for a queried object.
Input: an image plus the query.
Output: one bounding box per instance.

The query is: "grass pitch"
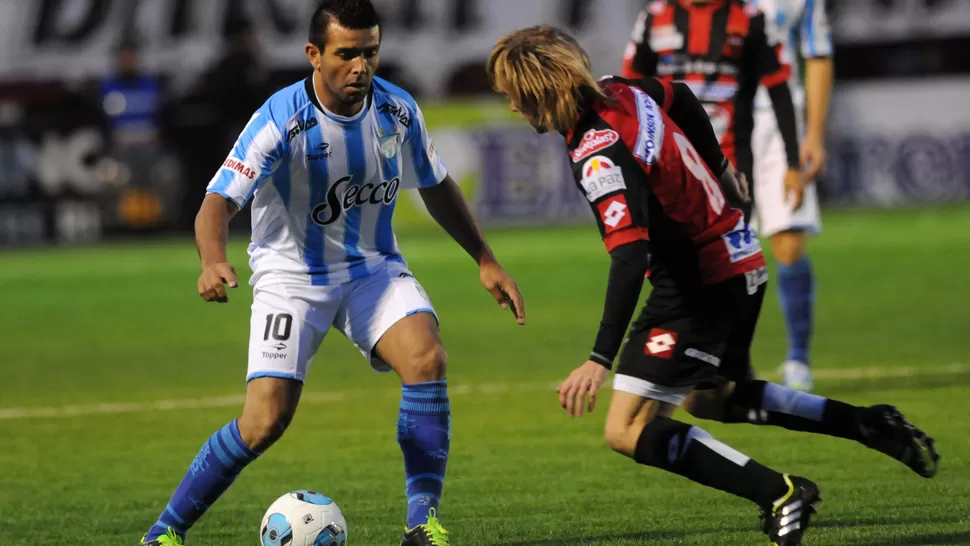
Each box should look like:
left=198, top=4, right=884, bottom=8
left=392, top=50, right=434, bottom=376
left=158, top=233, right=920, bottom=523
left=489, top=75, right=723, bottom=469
left=1, top=206, right=969, bottom=545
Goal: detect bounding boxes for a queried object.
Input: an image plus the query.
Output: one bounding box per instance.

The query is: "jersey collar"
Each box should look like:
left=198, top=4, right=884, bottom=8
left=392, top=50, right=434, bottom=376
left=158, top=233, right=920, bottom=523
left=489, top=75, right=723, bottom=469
left=304, top=76, right=371, bottom=123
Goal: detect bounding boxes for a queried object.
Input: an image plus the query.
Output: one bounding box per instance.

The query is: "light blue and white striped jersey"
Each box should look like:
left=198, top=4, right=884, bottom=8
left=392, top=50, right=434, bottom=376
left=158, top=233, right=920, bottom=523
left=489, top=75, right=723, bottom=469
left=750, top=0, right=833, bottom=110
left=206, top=77, right=447, bottom=287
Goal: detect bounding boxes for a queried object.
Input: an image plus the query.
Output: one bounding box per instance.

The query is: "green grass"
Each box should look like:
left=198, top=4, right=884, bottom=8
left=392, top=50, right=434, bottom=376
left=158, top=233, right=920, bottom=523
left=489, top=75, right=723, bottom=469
left=1, top=206, right=970, bottom=545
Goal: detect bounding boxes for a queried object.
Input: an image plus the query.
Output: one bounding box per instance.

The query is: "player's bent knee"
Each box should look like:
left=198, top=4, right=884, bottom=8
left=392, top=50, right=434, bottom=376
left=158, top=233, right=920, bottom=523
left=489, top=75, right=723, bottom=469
left=604, top=410, right=664, bottom=457
left=238, top=377, right=302, bottom=451
left=403, top=343, right=448, bottom=383
left=603, top=421, right=640, bottom=457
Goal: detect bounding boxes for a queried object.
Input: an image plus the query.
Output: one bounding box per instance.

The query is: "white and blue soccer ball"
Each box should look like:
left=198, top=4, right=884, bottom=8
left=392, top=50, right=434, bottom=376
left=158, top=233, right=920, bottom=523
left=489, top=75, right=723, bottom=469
left=260, top=490, right=348, bottom=546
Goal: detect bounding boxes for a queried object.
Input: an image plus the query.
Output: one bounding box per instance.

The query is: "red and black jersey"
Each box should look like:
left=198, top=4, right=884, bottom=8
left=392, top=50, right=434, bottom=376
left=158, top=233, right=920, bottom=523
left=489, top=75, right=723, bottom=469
left=621, top=0, right=800, bottom=176
left=567, top=77, right=766, bottom=368
left=567, top=78, right=764, bottom=285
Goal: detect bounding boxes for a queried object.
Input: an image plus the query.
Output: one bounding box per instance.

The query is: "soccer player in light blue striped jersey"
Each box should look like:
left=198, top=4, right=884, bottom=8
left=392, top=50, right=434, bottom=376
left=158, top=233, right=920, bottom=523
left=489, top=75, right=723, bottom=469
left=748, top=0, right=834, bottom=391
left=138, top=2, right=524, bottom=545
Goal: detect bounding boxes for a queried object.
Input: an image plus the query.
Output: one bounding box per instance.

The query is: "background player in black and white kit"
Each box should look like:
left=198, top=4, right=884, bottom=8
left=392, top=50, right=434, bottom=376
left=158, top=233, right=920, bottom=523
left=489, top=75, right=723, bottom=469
left=488, top=25, right=940, bottom=546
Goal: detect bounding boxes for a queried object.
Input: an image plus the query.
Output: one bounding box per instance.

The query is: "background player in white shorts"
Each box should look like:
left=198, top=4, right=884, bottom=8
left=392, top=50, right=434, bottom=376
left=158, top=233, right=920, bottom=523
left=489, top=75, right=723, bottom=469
left=138, top=2, right=524, bottom=546
left=750, top=0, right=833, bottom=391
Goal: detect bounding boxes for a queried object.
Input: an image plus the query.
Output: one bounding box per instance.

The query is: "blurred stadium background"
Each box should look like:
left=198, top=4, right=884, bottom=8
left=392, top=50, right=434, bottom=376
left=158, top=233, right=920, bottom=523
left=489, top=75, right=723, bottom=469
left=2, top=1, right=970, bottom=545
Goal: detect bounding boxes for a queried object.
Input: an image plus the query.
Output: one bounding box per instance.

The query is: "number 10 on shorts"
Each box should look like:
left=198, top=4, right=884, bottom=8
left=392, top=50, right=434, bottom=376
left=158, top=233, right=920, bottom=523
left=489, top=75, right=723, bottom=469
left=263, top=313, right=293, bottom=342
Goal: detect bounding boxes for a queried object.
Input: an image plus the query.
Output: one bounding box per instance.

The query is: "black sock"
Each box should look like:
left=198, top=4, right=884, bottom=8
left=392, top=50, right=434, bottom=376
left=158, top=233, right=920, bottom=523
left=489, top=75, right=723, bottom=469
left=634, top=417, right=788, bottom=507
left=723, top=380, right=863, bottom=441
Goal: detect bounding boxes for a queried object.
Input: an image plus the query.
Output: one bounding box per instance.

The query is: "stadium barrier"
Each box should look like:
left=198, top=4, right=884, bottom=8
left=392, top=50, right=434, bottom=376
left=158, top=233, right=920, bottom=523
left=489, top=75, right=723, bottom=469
left=1, top=79, right=969, bottom=247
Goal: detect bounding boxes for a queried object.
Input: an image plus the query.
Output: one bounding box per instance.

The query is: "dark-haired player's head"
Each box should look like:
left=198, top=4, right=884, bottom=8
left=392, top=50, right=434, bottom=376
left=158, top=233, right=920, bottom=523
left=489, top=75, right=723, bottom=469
left=487, top=25, right=605, bottom=135
left=305, top=0, right=382, bottom=114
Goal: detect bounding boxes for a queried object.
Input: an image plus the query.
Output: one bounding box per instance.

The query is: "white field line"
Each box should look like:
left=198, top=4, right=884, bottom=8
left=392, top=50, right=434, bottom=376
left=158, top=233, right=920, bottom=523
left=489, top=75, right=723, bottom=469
left=0, top=363, right=966, bottom=421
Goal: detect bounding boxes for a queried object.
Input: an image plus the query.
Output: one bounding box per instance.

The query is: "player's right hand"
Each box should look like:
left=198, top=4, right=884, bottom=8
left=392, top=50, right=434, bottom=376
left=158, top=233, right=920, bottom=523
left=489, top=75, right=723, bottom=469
left=198, top=262, right=238, bottom=303
left=557, top=360, right=611, bottom=418
left=784, top=168, right=806, bottom=211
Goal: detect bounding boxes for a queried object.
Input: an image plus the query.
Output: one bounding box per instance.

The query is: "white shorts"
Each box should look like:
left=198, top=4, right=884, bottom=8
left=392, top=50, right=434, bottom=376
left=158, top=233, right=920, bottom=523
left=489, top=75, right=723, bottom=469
left=612, top=374, right=694, bottom=406
left=751, top=108, right=822, bottom=239
left=246, top=261, right=437, bottom=382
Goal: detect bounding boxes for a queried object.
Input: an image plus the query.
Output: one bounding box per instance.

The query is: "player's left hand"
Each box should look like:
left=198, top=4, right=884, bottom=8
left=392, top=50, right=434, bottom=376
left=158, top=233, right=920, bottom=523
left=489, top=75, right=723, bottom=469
left=479, top=259, right=526, bottom=325
left=800, top=133, right=826, bottom=181
left=784, top=168, right=806, bottom=211
left=557, top=360, right=611, bottom=418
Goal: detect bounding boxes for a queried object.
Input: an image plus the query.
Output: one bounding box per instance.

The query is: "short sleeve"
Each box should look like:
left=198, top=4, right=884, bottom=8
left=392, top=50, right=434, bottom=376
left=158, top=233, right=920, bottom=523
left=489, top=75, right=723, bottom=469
left=799, top=0, right=833, bottom=58
left=400, top=102, right=448, bottom=189
left=205, top=109, right=286, bottom=209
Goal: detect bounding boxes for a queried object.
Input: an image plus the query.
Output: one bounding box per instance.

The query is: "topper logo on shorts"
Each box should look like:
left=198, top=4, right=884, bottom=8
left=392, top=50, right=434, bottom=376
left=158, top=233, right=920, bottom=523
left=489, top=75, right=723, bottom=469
left=645, top=328, right=678, bottom=359
left=222, top=158, right=258, bottom=180
left=571, top=128, right=620, bottom=162
left=597, top=195, right=632, bottom=232
left=311, top=175, right=400, bottom=226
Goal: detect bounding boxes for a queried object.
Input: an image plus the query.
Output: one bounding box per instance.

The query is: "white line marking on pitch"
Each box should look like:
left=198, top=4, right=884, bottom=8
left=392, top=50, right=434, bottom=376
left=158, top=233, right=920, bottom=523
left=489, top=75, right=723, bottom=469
left=0, top=364, right=965, bottom=421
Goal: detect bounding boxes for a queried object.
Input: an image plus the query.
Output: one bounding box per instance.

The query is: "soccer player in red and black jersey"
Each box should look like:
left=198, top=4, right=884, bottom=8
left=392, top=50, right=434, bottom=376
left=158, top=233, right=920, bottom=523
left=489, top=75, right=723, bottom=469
left=488, top=26, right=938, bottom=546
left=621, top=0, right=804, bottom=219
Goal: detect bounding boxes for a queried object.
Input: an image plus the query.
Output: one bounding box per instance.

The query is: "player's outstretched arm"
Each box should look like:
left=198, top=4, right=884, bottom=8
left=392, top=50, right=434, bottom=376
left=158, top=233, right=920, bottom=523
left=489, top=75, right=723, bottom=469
left=418, top=176, right=525, bottom=325
left=195, top=193, right=240, bottom=303
left=558, top=240, right=651, bottom=417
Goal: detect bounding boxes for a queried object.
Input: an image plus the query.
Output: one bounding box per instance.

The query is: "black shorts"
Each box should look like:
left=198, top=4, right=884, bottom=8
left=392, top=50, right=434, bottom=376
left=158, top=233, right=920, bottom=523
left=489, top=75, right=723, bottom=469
left=614, top=266, right=767, bottom=397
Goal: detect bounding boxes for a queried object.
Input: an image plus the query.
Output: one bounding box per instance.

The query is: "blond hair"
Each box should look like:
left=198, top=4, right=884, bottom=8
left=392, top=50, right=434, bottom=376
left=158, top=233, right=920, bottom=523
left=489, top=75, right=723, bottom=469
left=487, top=25, right=607, bottom=134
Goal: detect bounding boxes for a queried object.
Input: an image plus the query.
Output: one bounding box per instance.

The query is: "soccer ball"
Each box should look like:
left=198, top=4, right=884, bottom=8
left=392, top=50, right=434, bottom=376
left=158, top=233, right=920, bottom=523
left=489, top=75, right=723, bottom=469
left=260, top=490, right=348, bottom=546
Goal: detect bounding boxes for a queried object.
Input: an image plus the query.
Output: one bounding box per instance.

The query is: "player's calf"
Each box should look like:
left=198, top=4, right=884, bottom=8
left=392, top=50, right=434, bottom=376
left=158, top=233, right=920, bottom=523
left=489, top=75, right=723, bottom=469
left=397, top=377, right=451, bottom=534
left=141, top=378, right=300, bottom=543
left=771, top=231, right=816, bottom=388
left=699, top=381, right=941, bottom=477
left=377, top=312, right=452, bottom=534
left=701, top=380, right=864, bottom=440
left=142, top=419, right=263, bottom=543
left=607, top=390, right=792, bottom=510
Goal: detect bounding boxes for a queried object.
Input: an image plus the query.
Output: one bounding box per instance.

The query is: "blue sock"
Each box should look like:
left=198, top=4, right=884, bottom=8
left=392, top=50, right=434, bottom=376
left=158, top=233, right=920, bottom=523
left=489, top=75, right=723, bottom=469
left=398, top=380, right=450, bottom=529
left=145, top=419, right=260, bottom=540
left=777, top=257, right=815, bottom=365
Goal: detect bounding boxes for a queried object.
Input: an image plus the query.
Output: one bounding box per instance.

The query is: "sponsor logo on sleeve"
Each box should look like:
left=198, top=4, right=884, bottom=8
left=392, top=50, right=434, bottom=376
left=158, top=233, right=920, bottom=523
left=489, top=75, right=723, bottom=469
left=221, top=158, right=259, bottom=180
left=596, top=194, right=632, bottom=233
left=571, top=129, right=620, bottom=162
left=580, top=155, right=627, bottom=202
